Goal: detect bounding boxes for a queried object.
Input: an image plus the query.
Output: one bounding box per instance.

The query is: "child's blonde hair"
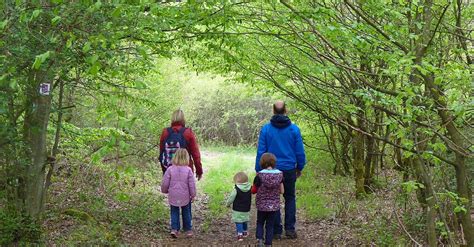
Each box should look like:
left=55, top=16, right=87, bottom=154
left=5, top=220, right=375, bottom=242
left=171, top=148, right=190, bottom=166
left=233, top=172, right=248, bottom=184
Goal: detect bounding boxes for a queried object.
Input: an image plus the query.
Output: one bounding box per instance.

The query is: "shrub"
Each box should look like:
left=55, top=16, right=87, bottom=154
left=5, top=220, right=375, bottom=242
left=0, top=208, right=42, bottom=245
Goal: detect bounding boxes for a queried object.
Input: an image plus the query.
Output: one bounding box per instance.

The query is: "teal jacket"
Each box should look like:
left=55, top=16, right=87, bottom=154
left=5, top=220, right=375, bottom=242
left=226, top=182, right=252, bottom=223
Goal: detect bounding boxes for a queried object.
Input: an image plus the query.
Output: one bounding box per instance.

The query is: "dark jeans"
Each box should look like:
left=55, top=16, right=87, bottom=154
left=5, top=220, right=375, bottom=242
left=256, top=210, right=278, bottom=245
left=170, top=202, right=192, bottom=231
left=235, top=222, right=248, bottom=234
left=274, top=169, right=297, bottom=234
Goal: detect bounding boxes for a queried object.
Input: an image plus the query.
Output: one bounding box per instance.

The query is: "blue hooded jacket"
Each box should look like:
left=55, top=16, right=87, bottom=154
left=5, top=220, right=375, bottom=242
left=255, top=115, right=306, bottom=172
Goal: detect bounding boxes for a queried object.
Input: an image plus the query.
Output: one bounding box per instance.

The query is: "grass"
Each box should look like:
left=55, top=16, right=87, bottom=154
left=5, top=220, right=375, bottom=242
left=296, top=151, right=353, bottom=220
left=200, top=147, right=347, bottom=221
left=200, top=147, right=255, bottom=219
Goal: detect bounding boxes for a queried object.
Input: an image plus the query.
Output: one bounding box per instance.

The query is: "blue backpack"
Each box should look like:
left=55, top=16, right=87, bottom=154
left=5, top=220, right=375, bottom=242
left=160, top=127, right=188, bottom=170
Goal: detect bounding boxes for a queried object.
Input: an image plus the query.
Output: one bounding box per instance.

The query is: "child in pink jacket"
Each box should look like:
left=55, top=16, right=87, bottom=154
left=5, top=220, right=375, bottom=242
left=161, top=148, right=197, bottom=238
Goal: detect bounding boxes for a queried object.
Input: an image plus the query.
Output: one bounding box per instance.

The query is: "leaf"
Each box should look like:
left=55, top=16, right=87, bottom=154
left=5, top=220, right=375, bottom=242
left=9, top=80, right=18, bottom=90
left=87, top=54, right=99, bottom=65
left=134, top=81, right=148, bottom=89
left=51, top=16, right=61, bottom=25
left=124, top=166, right=135, bottom=176
left=30, top=9, right=42, bottom=21
left=88, top=63, right=101, bottom=75
left=0, top=20, right=8, bottom=30
left=454, top=206, right=466, bottom=213
left=32, top=51, right=51, bottom=69
left=82, top=42, right=91, bottom=53
left=66, top=38, right=73, bottom=48
left=115, top=192, right=130, bottom=202
left=95, top=1, right=102, bottom=9
left=119, top=140, right=129, bottom=150
left=112, top=6, right=122, bottom=18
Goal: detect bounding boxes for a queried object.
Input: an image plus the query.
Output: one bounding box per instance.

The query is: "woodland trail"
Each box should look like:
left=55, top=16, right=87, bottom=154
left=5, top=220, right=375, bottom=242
left=157, top=150, right=344, bottom=246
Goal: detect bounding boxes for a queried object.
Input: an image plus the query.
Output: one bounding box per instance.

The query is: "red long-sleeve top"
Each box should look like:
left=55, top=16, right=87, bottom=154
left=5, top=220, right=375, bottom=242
left=159, top=122, right=203, bottom=176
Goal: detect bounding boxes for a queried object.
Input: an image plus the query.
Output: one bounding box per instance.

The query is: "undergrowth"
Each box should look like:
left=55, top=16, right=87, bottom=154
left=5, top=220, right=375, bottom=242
left=43, top=159, right=168, bottom=245
left=0, top=207, right=42, bottom=245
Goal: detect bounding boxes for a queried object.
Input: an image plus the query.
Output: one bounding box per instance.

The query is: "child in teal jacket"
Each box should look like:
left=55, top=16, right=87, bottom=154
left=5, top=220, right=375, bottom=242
left=226, top=172, right=252, bottom=241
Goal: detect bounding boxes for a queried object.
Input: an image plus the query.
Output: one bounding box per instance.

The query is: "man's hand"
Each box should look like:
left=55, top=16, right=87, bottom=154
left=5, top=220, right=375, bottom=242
left=296, top=169, right=302, bottom=178
left=196, top=174, right=202, bottom=181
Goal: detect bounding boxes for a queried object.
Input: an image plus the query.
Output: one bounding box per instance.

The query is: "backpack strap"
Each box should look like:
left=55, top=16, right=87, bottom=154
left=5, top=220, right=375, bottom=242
left=167, top=127, right=174, bottom=134
left=178, top=127, right=187, bottom=135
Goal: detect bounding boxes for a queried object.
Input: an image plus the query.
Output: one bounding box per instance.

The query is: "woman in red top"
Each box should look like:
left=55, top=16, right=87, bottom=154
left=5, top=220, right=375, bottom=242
left=159, top=110, right=203, bottom=180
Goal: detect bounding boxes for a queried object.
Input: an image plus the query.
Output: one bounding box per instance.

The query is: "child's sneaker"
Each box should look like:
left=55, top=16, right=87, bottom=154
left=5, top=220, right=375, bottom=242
left=242, top=231, right=248, bottom=237
left=185, top=230, right=193, bottom=237
left=237, top=233, right=244, bottom=241
left=170, top=230, right=178, bottom=238
left=257, top=239, right=264, bottom=247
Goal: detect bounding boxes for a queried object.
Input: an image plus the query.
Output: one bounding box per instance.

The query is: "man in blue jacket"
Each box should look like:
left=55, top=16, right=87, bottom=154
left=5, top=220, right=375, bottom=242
left=255, top=100, right=306, bottom=239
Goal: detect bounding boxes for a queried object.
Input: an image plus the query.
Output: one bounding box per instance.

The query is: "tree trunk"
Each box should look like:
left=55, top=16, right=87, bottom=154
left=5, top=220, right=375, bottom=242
left=353, top=129, right=365, bottom=199
left=21, top=71, right=53, bottom=218
left=364, top=135, right=374, bottom=193
left=412, top=157, right=438, bottom=246
left=339, top=128, right=352, bottom=175
left=41, top=79, right=64, bottom=212
left=423, top=74, right=474, bottom=246
left=328, top=124, right=344, bottom=176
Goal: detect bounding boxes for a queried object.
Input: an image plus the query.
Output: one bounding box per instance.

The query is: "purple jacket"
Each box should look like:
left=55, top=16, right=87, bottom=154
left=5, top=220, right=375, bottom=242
left=161, top=165, right=196, bottom=207
left=254, top=169, right=283, bottom=212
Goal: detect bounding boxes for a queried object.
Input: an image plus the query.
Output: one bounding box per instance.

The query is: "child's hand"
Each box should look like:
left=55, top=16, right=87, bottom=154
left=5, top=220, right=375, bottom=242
left=191, top=196, right=196, bottom=203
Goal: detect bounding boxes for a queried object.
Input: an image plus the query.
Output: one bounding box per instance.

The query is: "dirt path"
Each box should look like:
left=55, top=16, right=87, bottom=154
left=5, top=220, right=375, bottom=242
left=157, top=150, right=338, bottom=246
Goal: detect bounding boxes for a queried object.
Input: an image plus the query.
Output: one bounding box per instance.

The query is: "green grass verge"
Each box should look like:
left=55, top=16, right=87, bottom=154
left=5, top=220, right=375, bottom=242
left=200, top=147, right=255, bottom=219
left=296, top=151, right=352, bottom=220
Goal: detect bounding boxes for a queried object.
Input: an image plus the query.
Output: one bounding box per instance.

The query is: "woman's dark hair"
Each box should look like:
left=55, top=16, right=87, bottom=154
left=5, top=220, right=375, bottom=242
left=260, top=153, right=277, bottom=169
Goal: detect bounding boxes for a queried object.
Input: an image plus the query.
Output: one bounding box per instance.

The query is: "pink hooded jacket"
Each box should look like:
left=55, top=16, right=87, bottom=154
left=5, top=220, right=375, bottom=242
left=161, top=165, right=196, bottom=207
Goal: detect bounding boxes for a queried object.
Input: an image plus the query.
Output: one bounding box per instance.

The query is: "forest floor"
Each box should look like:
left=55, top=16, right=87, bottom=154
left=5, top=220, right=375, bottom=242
left=43, top=147, right=406, bottom=246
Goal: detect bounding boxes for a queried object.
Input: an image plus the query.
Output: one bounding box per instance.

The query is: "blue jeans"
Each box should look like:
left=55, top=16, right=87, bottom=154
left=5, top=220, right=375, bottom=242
left=235, top=222, right=248, bottom=234
left=274, top=169, right=297, bottom=234
left=256, top=210, right=278, bottom=245
left=170, top=202, right=192, bottom=231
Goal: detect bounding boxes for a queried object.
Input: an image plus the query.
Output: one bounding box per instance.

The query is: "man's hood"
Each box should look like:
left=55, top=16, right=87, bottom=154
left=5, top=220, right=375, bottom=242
left=270, top=114, right=291, bottom=129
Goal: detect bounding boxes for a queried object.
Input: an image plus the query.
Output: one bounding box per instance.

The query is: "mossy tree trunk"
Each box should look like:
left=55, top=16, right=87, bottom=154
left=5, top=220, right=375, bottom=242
left=21, top=70, right=53, bottom=218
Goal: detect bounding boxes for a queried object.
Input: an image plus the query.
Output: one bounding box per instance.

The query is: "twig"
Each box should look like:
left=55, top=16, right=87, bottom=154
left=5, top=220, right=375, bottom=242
left=394, top=209, right=422, bottom=246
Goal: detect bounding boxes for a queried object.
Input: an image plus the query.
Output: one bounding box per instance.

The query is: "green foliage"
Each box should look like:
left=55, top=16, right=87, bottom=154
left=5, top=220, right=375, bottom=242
left=0, top=208, right=42, bottom=245
left=401, top=180, right=425, bottom=194
left=154, top=58, right=276, bottom=146
left=1, top=0, right=473, bottom=245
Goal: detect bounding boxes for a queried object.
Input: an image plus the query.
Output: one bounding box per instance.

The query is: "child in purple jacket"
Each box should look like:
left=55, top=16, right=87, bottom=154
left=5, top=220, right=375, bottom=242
left=161, top=148, right=197, bottom=238
left=252, top=153, right=284, bottom=246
